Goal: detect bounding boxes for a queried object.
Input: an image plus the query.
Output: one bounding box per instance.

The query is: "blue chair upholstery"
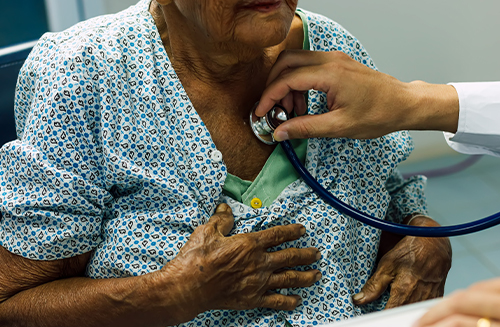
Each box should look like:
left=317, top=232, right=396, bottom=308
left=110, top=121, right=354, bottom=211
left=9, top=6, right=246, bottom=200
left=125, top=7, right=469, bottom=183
left=0, top=41, right=36, bottom=147
left=0, top=41, right=36, bottom=220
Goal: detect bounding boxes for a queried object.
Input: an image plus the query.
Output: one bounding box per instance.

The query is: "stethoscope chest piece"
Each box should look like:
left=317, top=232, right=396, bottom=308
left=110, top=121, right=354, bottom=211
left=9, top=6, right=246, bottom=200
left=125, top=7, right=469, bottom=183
left=250, top=103, right=290, bottom=145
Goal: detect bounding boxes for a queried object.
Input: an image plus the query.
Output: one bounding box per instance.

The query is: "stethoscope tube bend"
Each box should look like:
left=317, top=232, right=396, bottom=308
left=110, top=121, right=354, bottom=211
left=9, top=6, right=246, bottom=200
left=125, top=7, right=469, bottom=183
left=280, top=140, right=500, bottom=238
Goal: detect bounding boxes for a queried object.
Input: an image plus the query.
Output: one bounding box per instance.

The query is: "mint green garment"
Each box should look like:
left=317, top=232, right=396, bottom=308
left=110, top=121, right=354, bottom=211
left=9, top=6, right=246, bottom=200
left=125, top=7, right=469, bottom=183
left=296, top=9, right=311, bottom=51
left=222, top=139, right=308, bottom=207
left=222, top=10, right=310, bottom=208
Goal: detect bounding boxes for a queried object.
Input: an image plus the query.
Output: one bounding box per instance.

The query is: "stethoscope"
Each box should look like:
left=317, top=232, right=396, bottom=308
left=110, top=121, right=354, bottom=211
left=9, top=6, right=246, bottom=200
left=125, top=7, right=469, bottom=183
left=250, top=103, right=500, bottom=237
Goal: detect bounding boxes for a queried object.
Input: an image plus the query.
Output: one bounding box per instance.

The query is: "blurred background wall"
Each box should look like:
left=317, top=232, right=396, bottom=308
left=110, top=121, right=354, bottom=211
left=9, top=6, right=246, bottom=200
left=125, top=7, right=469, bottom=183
left=297, top=0, right=500, bottom=163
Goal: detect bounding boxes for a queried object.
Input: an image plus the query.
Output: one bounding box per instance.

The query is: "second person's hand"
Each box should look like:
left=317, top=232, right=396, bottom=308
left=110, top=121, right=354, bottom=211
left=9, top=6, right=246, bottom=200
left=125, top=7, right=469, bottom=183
left=256, top=50, right=459, bottom=141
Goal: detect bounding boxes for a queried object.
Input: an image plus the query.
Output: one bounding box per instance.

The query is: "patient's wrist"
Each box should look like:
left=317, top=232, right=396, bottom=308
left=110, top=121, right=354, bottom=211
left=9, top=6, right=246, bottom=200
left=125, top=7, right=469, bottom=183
left=142, top=269, right=201, bottom=325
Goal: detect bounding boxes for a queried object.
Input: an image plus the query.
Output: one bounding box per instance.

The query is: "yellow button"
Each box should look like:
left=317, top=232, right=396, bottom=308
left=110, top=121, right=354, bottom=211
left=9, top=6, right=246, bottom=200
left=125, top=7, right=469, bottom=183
left=250, top=198, right=262, bottom=209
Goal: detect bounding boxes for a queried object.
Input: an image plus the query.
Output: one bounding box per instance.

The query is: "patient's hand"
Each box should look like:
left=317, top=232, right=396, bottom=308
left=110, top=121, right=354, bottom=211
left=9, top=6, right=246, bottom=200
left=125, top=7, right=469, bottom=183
left=158, top=203, right=321, bottom=322
left=352, top=216, right=452, bottom=309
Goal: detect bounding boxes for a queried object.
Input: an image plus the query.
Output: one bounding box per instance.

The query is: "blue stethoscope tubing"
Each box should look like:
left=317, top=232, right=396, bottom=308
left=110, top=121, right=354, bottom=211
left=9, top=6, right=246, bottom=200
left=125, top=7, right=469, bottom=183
left=280, top=140, right=500, bottom=237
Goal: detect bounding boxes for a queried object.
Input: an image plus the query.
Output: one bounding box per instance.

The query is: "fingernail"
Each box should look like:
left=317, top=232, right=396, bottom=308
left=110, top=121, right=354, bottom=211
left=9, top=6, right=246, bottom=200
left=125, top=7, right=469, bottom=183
left=315, top=272, right=322, bottom=282
left=353, top=292, right=365, bottom=302
left=274, top=130, right=289, bottom=142
left=300, top=226, right=306, bottom=235
left=216, top=203, right=229, bottom=213
left=296, top=296, right=302, bottom=305
left=316, top=251, right=321, bottom=261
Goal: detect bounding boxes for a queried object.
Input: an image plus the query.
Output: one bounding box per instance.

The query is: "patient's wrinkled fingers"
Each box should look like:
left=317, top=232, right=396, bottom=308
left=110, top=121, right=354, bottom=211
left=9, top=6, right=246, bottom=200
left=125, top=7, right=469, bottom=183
left=384, top=289, right=408, bottom=310
left=206, top=204, right=235, bottom=236
left=353, top=268, right=393, bottom=305
left=267, top=247, right=320, bottom=269
left=267, top=269, right=321, bottom=290
left=259, top=293, right=302, bottom=311
left=384, top=275, right=418, bottom=309
left=409, top=283, right=433, bottom=303
left=254, top=224, right=306, bottom=248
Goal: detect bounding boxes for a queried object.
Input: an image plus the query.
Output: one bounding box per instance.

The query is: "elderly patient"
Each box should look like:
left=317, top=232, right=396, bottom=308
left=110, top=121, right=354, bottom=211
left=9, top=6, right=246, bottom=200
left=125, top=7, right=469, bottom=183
left=0, top=0, right=451, bottom=326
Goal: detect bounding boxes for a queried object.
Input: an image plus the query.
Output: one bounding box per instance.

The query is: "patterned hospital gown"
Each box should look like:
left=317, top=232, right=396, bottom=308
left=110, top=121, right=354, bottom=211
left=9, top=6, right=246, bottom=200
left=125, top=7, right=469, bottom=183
left=0, top=0, right=427, bottom=326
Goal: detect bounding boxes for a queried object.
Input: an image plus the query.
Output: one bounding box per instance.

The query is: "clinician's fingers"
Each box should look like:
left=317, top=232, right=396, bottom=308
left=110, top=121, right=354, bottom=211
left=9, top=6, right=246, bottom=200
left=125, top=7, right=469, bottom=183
left=272, top=111, right=345, bottom=141
left=468, top=278, right=500, bottom=292
left=255, top=65, right=334, bottom=117
left=266, top=50, right=328, bottom=86
left=293, top=91, right=308, bottom=116
left=281, top=92, right=295, bottom=114
left=420, top=315, right=500, bottom=327
left=415, top=290, right=500, bottom=326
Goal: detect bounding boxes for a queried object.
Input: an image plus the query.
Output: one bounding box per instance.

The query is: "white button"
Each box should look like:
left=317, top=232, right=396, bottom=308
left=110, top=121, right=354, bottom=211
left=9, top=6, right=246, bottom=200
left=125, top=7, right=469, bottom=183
left=211, top=150, right=223, bottom=162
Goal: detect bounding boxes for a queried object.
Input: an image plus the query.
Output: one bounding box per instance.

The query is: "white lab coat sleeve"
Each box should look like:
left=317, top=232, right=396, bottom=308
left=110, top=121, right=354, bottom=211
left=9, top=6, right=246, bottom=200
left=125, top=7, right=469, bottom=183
left=444, top=82, right=500, bottom=157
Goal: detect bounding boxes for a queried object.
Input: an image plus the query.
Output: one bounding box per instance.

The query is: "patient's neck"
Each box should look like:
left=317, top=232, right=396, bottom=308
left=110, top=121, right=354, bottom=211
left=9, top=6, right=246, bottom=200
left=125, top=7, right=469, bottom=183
left=151, top=3, right=281, bottom=90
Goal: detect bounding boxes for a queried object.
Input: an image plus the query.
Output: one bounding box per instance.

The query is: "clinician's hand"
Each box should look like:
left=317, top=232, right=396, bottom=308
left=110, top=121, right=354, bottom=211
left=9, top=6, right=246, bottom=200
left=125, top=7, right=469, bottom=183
left=413, top=278, right=500, bottom=327
left=256, top=50, right=460, bottom=141
left=352, top=216, right=452, bottom=309
left=159, top=204, right=321, bottom=322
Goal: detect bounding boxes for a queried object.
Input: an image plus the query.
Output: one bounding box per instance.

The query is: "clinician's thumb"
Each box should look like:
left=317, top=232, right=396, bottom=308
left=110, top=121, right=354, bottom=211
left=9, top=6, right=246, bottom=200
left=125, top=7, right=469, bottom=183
left=274, top=112, right=340, bottom=141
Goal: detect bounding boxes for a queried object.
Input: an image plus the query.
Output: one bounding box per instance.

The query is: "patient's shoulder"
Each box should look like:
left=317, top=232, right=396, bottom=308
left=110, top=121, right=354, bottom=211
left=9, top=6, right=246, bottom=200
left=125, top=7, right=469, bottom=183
left=299, top=9, right=376, bottom=70
left=23, top=1, right=158, bottom=79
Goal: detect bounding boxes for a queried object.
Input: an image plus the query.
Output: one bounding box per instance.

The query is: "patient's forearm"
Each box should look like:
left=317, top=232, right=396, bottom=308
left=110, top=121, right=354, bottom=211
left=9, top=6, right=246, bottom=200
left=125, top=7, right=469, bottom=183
left=0, top=273, right=186, bottom=327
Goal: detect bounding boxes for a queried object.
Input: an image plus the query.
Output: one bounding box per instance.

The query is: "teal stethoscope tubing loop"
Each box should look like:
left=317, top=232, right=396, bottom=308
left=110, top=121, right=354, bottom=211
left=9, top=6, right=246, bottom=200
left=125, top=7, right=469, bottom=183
left=280, top=140, right=500, bottom=237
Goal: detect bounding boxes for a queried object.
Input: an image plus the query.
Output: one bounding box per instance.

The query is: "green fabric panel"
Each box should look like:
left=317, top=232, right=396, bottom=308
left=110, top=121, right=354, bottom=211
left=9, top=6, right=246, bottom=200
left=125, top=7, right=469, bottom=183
left=243, top=139, right=307, bottom=207
left=222, top=172, right=252, bottom=203
left=296, top=8, right=311, bottom=50
left=222, top=10, right=310, bottom=207
left=222, top=139, right=307, bottom=207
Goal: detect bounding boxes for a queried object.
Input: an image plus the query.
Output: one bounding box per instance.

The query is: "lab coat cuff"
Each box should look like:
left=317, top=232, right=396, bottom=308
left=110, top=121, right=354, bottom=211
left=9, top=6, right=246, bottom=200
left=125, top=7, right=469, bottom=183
left=444, top=83, right=469, bottom=144
left=444, top=82, right=500, bottom=157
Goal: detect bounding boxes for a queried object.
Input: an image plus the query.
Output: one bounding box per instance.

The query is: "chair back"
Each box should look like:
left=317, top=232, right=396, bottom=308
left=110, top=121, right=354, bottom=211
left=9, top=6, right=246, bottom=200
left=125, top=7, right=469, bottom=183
left=0, top=41, right=37, bottom=147
left=0, top=41, right=36, bottom=220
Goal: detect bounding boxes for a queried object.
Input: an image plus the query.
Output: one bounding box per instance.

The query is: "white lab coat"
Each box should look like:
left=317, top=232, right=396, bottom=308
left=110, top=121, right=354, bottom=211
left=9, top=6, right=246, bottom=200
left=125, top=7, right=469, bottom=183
left=444, top=82, right=500, bottom=157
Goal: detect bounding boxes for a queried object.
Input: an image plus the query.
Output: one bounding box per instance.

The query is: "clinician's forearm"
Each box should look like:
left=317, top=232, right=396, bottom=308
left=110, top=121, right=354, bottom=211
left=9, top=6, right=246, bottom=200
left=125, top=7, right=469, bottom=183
left=0, top=273, right=186, bottom=327
left=404, top=81, right=460, bottom=134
